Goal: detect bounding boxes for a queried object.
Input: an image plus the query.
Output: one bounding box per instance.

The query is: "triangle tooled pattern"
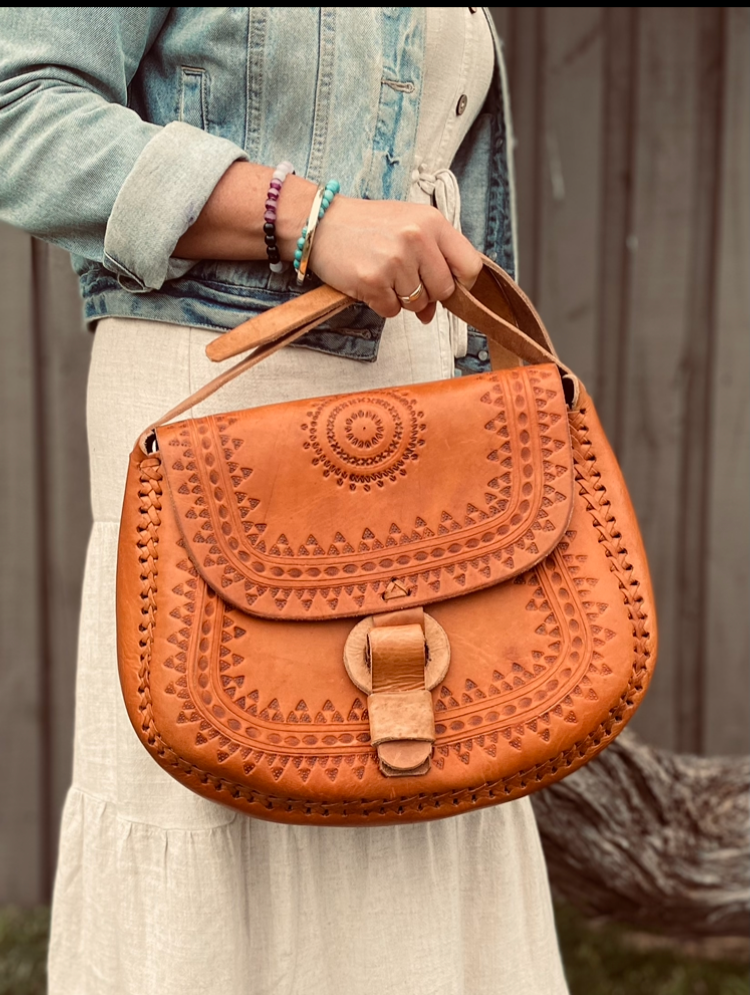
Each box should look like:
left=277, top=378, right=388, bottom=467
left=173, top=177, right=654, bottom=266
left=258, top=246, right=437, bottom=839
left=149, top=554, right=623, bottom=803
left=157, top=366, right=574, bottom=620
left=157, top=540, right=618, bottom=768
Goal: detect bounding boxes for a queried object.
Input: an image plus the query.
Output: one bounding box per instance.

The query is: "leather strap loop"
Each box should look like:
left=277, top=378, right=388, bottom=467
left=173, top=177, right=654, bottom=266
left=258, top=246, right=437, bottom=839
left=367, top=616, right=435, bottom=777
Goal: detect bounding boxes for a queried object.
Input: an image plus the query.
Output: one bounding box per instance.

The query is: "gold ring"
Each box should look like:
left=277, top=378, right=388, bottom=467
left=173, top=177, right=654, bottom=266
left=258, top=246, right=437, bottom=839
left=397, top=282, right=424, bottom=305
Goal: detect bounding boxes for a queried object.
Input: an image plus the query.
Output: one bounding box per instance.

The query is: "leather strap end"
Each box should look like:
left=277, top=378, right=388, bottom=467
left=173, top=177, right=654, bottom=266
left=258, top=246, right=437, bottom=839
left=206, top=284, right=354, bottom=362
left=378, top=747, right=432, bottom=777
left=146, top=256, right=581, bottom=441
left=202, top=257, right=580, bottom=406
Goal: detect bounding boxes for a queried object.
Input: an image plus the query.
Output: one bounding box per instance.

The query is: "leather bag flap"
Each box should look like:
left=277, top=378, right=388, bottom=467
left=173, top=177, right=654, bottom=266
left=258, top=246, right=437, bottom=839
left=156, top=363, right=574, bottom=620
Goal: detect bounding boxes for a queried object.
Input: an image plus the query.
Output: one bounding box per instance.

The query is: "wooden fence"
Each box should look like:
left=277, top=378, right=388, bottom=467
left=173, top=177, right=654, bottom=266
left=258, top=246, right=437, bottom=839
left=0, top=6, right=747, bottom=904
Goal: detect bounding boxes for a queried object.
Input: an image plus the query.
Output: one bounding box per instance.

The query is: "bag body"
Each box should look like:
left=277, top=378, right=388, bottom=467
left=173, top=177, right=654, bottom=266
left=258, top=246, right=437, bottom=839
left=116, top=261, right=657, bottom=825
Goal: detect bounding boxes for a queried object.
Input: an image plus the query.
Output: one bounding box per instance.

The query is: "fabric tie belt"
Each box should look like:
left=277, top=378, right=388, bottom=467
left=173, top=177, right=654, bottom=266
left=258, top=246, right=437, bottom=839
left=412, top=164, right=468, bottom=360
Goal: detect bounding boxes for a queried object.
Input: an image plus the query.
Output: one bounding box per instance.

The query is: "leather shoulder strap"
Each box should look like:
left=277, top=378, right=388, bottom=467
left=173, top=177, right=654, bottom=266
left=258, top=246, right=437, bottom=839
left=206, top=256, right=566, bottom=371
left=145, top=255, right=578, bottom=441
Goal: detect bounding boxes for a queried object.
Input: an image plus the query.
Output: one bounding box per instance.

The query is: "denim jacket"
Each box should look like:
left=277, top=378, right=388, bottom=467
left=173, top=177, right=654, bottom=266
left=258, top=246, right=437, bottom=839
left=0, top=7, right=516, bottom=362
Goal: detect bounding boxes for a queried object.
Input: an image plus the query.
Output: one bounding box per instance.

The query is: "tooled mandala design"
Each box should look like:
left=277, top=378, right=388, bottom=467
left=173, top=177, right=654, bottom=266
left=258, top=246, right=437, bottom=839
left=158, top=369, right=574, bottom=614
left=301, top=392, right=426, bottom=490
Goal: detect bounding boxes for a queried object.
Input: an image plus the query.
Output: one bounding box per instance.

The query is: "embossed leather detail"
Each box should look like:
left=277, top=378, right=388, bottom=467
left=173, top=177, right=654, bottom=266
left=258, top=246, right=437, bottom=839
left=156, top=364, right=574, bottom=620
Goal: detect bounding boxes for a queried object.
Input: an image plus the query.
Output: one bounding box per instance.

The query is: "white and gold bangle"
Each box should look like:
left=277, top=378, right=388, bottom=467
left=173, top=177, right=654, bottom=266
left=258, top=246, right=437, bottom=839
left=294, top=180, right=340, bottom=285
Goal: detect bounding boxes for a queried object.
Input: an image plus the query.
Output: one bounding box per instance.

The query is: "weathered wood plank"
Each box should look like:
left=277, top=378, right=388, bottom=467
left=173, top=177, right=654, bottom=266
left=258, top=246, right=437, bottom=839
left=0, top=224, right=43, bottom=903
left=594, top=7, right=638, bottom=446
left=704, top=6, right=750, bottom=756
left=534, top=6, right=604, bottom=389
left=673, top=8, right=726, bottom=754
left=618, top=8, right=701, bottom=751
left=488, top=7, right=509, bottom=48
left=501, top=6, right=543, bottom=293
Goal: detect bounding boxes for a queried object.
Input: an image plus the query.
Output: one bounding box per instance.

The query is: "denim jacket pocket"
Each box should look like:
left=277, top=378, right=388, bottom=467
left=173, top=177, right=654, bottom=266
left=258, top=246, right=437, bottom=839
left=179, top=67, right=208, bottom=130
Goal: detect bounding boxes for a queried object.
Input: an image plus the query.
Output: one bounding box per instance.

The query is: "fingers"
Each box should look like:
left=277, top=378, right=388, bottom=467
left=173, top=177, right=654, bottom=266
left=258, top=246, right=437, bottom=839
left=394, top=275, right=425, bottom=305
left=390, top=274, right=438, bottom=326
left=418, top=245, right=456, bottom=303
left=367, top=227, right=482, bottom=321
left=393, top=230, right=457, bottom=307
left=393, top=272, right=430, bottom=316
left=392, top=237, right=464, bottom=327
left=363, top=288, right=402, bottom=319
left=415, top=302, right=437, bottom=325
left=392, top=225, right=481, bottom=321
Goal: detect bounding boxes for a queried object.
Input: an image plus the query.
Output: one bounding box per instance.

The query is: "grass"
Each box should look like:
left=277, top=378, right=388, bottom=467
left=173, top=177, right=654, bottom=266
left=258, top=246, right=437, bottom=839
left=555, top=904, right=749, bottom=995
left=0, top=908, right=49, bottom=995
left=0, top=903, right=747, bottom=995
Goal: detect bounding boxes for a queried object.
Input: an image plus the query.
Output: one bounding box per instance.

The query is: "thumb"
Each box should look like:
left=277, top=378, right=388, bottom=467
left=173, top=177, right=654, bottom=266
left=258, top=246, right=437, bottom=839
left=439, top=227, right=483, bottom=290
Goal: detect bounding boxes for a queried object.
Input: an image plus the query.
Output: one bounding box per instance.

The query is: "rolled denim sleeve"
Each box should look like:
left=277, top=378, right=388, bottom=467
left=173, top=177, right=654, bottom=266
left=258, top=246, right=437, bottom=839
left=0, top=8, right=248, bottom=291
left=103, top=122, right=248, bottom=291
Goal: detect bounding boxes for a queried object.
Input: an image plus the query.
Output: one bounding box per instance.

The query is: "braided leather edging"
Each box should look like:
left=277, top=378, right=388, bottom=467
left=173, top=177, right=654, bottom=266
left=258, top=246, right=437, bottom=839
left=133, top=405, right=654, bottom=821
left=135, top=459, right=168, bottom=757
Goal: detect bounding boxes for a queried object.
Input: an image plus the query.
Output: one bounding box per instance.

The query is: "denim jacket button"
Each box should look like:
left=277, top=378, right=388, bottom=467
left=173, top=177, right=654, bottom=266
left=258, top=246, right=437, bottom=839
left=456, top=94, right=468, bottom=116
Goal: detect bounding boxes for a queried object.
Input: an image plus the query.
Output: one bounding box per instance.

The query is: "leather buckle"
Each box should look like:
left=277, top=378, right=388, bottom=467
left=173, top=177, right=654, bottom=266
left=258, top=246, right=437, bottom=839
left=343, top=609, right=450, bottom=777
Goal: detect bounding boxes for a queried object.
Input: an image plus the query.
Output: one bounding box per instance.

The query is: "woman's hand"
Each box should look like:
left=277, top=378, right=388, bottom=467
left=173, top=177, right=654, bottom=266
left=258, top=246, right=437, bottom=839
left=308, top=196, right=483, bottom=324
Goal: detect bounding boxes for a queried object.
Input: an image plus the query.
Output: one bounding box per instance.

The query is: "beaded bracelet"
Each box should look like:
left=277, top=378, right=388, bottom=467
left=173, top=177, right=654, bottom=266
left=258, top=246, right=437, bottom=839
left=263, top=160, right=295, bottom=273
left=294, top=179, right=340, bottom=285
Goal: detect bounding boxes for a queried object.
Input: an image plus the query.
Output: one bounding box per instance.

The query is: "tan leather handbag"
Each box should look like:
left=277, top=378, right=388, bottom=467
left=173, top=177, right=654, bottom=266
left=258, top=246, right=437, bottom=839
left=116, top=258, right=657, bottom=825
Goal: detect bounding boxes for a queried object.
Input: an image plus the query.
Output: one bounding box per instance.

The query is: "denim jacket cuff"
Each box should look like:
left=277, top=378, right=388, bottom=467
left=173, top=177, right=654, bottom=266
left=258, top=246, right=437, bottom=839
left=103, top=121, right=248, bottom=293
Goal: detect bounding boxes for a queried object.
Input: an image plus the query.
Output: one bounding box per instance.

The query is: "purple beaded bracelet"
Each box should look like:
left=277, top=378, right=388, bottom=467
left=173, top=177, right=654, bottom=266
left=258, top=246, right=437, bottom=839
left=263, top=160, right=295, bottom=273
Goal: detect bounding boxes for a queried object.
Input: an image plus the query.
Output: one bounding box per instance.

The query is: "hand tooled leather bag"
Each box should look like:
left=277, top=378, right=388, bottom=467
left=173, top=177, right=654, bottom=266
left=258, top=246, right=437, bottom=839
left=117, top=258, right=657, bottom=825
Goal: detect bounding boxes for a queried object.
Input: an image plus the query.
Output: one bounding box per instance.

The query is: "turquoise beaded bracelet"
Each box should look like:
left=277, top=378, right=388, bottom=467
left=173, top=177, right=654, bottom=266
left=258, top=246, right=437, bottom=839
left=294, top=179, right=340, bottom=285
left=317, top=178, right=340, bottom=218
